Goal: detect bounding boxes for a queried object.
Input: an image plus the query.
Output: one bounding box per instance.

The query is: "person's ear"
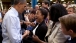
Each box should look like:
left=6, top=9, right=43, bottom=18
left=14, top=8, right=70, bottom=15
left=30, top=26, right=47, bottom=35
left=17, top=2, right=20, bottom=7
left=69, top=29, right=74, bottom=34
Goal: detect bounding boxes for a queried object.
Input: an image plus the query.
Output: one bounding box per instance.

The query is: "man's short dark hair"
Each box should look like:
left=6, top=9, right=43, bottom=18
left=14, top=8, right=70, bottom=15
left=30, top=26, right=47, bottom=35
left=42, top=0, right=49, bottom=6
left=14, top=0, right=26, bottom=5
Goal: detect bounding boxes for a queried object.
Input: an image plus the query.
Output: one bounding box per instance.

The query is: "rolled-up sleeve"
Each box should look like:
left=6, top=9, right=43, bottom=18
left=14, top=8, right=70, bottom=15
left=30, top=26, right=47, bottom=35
left=6, top=16, right=22, bottom=43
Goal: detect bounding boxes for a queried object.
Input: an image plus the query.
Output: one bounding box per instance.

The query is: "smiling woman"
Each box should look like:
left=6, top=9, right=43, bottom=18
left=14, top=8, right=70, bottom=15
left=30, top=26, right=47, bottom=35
left=32, top=8, right=48, bottom=43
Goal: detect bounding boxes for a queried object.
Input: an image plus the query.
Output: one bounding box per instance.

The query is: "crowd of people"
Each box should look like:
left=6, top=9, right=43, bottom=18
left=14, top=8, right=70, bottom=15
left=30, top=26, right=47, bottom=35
left=0, top=0, right=76, bottom=43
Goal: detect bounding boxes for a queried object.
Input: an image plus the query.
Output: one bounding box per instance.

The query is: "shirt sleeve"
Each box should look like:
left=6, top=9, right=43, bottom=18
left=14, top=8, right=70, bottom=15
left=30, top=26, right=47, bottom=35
left=6, top=16, right=22, bottom=43
left=0, top=12, right=2, bottom=19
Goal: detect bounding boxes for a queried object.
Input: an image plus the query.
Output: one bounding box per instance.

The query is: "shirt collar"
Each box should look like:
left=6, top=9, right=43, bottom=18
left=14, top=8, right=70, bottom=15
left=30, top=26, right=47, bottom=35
left=11, top=7, right=19, bottom=17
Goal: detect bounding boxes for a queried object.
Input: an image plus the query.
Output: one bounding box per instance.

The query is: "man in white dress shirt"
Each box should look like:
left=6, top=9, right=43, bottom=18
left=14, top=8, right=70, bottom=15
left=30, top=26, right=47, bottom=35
left=2, top=0, right=30, bottom=43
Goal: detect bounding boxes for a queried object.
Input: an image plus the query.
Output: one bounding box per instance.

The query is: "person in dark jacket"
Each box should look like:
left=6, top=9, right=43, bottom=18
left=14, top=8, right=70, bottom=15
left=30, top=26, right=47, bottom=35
left=32, top=8, right=48, bottom=42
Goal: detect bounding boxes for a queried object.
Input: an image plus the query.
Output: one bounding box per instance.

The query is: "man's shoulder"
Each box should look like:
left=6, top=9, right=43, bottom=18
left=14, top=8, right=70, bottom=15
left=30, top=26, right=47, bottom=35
left=5, top=9, right=17, bottom=18
left=6, top=9, right=14, bottom=15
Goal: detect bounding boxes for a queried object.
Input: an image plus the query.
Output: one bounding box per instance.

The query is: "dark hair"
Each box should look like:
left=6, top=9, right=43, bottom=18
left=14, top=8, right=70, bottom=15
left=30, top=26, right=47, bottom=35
left=43, top=7, right=49, bottom=12
left=30, top=9, right=36, bottom=14
left=42, top=0, right=49, bottom=6
left=14, top=0, right=26, bottom=5
left=43, top=7, right=50, bottom=16
left=38, top=8, right=48, bottom=19
left=49, top=3, right=67, bottom=22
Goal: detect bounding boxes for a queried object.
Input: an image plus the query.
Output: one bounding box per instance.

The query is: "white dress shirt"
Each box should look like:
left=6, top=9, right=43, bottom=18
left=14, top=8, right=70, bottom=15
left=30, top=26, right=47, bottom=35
left=2, top=7, right=22, bottom=43
left=0, top=12, right=2, bottom=19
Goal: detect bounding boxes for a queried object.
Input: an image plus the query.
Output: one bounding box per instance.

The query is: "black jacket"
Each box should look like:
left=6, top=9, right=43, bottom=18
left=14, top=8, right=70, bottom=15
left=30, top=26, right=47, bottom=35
left=65, top=37, right=76, bottom=43
left=33, top=20, right=48, bottom=41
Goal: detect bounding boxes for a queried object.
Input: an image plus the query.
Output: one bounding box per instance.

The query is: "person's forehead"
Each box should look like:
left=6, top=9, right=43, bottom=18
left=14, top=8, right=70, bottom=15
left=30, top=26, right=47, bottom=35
left=36, top=10, right=39, bottom=12
left=61, top=23, right=65, bottom=28
left=22, top=2, right=27, bottom=5
left=21, top=3, right=27, bottom=6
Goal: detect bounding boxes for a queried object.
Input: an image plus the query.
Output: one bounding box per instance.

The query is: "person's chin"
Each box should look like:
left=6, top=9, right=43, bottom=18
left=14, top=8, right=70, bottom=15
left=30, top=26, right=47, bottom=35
left=36, top=19, right=38, bottom=22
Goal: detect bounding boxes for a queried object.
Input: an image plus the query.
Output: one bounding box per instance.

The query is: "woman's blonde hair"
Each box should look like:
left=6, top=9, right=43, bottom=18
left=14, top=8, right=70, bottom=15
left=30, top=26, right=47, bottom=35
left=67, top=6, right=76, bottom=13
